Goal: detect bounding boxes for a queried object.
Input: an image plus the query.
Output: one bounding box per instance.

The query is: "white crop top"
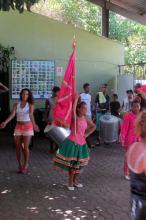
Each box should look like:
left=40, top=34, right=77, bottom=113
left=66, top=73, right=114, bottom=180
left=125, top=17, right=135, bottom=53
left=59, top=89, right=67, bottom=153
left=16, top=102, right=31, bottom=122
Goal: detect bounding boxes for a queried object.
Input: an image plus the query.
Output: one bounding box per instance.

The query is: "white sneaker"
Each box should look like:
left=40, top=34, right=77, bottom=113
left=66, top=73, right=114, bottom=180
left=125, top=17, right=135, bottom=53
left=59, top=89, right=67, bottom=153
left=74, top=183, right=83, bottom=188
left=125, top=176, right=130, bottom=180
left=67, top=186, right=75, bottom=191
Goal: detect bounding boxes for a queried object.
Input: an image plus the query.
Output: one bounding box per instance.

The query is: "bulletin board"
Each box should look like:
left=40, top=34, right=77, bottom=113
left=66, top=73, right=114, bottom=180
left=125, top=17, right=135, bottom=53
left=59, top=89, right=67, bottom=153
left=11, top=59, right=55, bottom=99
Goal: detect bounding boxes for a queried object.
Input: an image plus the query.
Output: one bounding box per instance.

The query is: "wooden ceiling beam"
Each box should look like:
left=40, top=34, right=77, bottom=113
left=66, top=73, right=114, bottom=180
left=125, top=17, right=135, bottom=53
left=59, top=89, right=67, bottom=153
left=106, top=2, right=146, bottom=25
left=87, top=0, right=146, bottom=26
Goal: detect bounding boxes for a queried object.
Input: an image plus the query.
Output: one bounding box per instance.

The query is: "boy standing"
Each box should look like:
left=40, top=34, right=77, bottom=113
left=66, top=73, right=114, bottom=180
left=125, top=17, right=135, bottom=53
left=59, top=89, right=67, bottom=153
left=80, top=83, right=92, bottom=119
left=110, top=94, right=121, bottom=117
left=80, top=83, right=93, bottom=148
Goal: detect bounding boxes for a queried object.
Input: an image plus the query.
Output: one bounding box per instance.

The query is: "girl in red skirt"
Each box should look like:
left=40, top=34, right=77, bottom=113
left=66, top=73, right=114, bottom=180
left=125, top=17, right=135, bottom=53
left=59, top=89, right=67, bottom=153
left=0, top=88, right=39, bottom=173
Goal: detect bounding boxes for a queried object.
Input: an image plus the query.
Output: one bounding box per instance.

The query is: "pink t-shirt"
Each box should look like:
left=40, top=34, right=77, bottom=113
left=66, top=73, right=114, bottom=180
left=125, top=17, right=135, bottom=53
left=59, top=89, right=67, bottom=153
left=120, top=111, right=138, bottom=147
left=68, top=116, right=87, bottom=145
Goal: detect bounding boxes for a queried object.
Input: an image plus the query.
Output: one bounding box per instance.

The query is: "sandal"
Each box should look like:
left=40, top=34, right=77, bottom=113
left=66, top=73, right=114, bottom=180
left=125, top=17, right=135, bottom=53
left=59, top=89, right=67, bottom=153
left=21, top=167, right=28, bottom=174
left=17, top=166, right=22, bottom=174
left=90, top=144, right=95, bottom=148
left=125, top=175, right=130, bottom=180
left=74, top=183, right=83, bottom=188
left=67, top=186, right=75, bottom=191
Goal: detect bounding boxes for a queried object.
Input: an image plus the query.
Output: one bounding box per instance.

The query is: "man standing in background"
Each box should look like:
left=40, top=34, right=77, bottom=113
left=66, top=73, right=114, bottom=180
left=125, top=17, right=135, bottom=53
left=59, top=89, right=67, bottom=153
left=95, top=84, right=110, bottom=145
left=122, top=90, right=134, bottom=113
left=80, top=83, right=93, bottom=148
left=80, top=83, right=92, bottom=119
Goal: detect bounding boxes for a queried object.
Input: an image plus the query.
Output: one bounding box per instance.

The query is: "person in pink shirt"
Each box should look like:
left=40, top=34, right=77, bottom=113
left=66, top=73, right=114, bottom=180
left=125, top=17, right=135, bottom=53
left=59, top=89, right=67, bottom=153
left=120, top=100, right=140, bottom=180
left=54, top=94, right=96, bottom=191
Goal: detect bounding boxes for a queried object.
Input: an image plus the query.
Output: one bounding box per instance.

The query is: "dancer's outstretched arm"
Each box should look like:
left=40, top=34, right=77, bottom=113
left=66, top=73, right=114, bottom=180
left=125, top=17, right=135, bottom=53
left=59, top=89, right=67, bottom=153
left=0, top=82, right=9, bottom=93
left=0, top=103, right=17, bottom=128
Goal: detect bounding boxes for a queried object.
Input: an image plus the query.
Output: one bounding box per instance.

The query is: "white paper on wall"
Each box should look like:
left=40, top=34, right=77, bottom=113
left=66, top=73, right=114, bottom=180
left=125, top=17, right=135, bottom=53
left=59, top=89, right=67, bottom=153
left=11, top=60, right=55, bottom=99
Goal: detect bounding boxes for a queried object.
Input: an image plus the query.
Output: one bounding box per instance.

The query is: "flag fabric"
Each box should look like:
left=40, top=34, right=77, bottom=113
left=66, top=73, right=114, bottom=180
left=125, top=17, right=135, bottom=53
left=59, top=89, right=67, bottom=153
left=137, top=85, right=146, bottom=93
left=53, top=46, right=76, bottom=128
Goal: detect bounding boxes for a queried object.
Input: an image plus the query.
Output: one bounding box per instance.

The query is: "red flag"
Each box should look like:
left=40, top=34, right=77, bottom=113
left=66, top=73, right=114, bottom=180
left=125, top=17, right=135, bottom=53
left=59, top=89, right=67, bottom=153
left=53, top=45, right=76, bottom=128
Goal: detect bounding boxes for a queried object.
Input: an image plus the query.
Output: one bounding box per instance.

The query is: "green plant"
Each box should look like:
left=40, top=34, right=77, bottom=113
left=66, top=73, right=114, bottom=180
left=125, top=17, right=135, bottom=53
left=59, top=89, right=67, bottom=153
left=0, top=45, right=15, bottom=72
left=0, top=0, right=41, bottom=13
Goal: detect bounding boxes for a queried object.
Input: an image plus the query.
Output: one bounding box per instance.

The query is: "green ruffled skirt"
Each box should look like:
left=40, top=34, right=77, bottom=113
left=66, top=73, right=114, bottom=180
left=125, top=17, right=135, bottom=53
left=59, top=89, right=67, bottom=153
left=54, top=139, right=90, bottom=174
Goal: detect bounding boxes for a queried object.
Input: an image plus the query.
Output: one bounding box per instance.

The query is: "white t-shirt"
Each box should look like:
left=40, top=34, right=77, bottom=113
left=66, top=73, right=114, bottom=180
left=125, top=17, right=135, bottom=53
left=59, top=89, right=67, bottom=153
left=122, top=97, right=133, bottom=112
left=80, top=92, right=92, bottom=118
left=16, top=102, right=30, bottom=122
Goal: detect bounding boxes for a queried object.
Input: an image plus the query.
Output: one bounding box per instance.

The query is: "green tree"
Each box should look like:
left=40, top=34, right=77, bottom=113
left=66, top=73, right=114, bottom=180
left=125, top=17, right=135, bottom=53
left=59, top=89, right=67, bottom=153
left=109, top=11, right=146, bottom=65
left=0, top=0, right=40, bottom=13
left=33, top=1, right=145, bottom=66
left=58, top=0, right=101, bottom=35
left=3, top=0, right=145, bottom=67
left=32, top=0, right=102, bottom=35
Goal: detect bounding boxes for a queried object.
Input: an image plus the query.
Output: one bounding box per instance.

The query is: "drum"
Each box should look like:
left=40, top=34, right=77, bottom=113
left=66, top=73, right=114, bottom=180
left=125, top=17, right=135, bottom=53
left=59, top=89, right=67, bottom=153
left=44, top=125, right=70, bottom=145
left=100, top=115, right=120, bottom=144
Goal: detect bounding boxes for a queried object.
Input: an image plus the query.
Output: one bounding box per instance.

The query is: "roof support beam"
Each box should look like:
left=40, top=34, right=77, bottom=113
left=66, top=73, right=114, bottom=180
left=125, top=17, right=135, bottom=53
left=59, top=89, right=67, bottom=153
left=87, top=0, right=146, bottom=26
left=87, top=0, right=109, bottom=37
left=87, top=0, right=105, bottom=8
left=106, top=2, right=146, bottom=26
left=102, top=3, right=109, bottom=37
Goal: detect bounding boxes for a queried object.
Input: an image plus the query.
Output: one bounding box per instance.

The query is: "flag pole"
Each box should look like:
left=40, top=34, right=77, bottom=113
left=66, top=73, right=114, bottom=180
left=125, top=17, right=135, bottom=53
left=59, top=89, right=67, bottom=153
left=72, top=36, right=77, bottom=135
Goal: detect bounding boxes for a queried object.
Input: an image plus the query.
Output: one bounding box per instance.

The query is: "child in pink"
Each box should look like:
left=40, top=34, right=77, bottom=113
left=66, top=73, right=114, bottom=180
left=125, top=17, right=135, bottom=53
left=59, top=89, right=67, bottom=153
left=120, top=100, right=140, bottom=179
left=54, top=94, right=96, bottom=191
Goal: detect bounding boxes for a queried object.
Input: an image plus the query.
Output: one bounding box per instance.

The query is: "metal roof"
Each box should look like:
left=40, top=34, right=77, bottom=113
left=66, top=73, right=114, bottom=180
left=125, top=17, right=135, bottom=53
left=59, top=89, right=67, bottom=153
left=88, top=0, right=146, bottom=25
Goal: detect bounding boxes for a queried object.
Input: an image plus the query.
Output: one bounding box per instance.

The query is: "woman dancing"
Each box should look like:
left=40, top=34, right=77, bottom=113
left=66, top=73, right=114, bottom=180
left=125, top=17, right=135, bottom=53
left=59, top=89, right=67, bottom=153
left=0, top=88, right=39, bottom=174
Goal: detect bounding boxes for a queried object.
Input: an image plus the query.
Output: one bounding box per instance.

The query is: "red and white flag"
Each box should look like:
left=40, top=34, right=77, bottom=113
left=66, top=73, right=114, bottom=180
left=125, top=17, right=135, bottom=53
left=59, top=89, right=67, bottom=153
left=53, top=43, right=76, bottom=128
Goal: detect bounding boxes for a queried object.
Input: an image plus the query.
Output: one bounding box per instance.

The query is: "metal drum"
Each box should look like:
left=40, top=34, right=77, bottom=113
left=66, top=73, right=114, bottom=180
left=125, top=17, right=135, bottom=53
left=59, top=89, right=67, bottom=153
left=44, top=125, right=70, bottom=146
left=99, top=115, right=120, bottom=143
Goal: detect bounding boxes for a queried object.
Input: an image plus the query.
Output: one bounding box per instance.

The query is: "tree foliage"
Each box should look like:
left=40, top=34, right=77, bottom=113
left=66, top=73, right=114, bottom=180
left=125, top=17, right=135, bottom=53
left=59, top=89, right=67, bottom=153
left=32, top=0, right=101, bottom=35
left=0, top=0, right=40, bottom=13
left=1, top=0, right=145, bottom=67
left=109, top=12, right=146, bottom=65
left=33, top=1, right=145, bottom=66
left=57, top=0, right=101, bottom=35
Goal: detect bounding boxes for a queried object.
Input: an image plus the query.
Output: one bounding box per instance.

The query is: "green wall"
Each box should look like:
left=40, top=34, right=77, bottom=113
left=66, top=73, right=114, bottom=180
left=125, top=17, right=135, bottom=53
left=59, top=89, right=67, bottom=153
left=0, top=11, right=124, bottom=108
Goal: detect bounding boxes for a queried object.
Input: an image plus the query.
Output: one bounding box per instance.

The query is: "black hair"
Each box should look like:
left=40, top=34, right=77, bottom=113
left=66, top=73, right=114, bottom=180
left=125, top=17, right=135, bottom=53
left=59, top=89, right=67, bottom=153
left=126, top=89, right=133, bottom=94
left=77, top=101, right=86, bottom=108
left=20, top=88, right=34, bottom=104
left=83, top=83, right=90, bottom=89
left=112, top=93, right=118, bottom=99
left=52, top=86, right=60, bottom=93
left=103, top=83, right=108, bottom=87
left=131, top=100, right=140, bottom=107
left=101, top=84, right=108, bottom=89
left=76, top=101, right=86, bottom=115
